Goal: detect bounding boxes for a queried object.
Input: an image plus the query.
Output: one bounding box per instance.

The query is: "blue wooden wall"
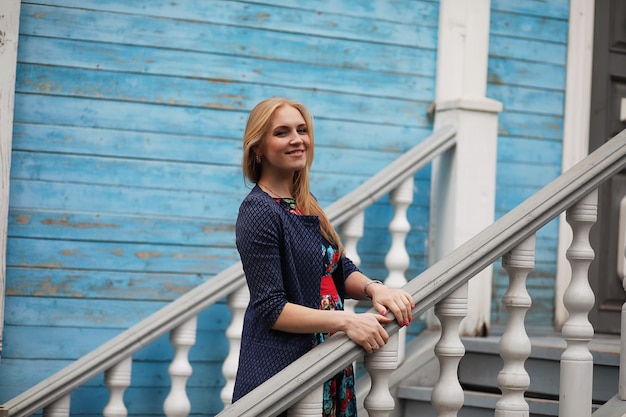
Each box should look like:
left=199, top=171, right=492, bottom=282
left=1, top=1, right=439, bottom=415
left=487, top=0, right=568, bottom=326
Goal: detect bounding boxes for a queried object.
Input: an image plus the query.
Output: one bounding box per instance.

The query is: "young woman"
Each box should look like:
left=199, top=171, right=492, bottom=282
left=232, top=97, right=414, bottom=416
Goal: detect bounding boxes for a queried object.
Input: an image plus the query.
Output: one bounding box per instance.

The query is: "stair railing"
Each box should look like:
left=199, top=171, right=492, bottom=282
left=217, top=128, right=626, bottom=417
left=0, top=125, right=457, bottom=417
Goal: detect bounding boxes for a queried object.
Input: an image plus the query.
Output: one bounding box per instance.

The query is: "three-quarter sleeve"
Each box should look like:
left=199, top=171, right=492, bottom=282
left=236, top=197, right=288, bottom=328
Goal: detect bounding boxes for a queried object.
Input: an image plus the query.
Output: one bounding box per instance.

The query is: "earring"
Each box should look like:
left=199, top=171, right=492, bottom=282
left=255, top=154, right=262, bottom=163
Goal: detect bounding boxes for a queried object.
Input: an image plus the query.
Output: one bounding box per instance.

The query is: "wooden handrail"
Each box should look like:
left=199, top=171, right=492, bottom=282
left=217, top=129, right=626, bottom=416
left=0, top=125, right=457, bottom=417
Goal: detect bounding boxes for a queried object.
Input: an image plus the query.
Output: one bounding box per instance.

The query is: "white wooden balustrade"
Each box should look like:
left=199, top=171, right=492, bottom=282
left=496, top=235, right=535, bottom=417
left=103, top=356, right=132, bottom=417
left=364, top=332, right=400, bottom=417
left=384, top=177, right=413, bottom=289
left=42, top=395, right=69, bottom=417
left=560, top=190, right=597, bottom=417
left=220, top=285, right=248, bottom=406
left=431, top=285, right=467, bottom=417
left=165, top=316, right=197, bottom=417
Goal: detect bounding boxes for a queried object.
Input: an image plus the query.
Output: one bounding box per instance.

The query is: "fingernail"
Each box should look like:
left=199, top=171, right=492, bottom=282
left=411, top=304, right=415, bottom=309
left=381, top=310, right=387, bottom=316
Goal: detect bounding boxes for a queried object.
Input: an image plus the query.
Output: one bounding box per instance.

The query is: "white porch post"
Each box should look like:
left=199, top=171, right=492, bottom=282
left=429, top=0, right=501, bottom=335
left=0, top=0, right=21, bottom=355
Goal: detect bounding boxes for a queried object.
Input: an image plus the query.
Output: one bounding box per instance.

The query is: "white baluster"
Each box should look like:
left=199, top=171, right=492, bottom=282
left=43, top=394, right=70, bottom=417
left=288, top=384, right=323, bottom=417
left=340, top=210, right=364, bottom=267
left=340, top=210, right=364, bottom=314
left=364, top=331, right=399, bottom=417
left=384, top=178, right=413, bottom=364
left=221, top=285, right=249, bottom=405
left=385, top=177, right=413, bottom=288
left=103, top=356, right=132, bottom=417
left=559, top=190, right=597, bottom=417
left=432, top=285, right=467, bottom=417
left=164, top=316, right=197, bottom=417
left=496, top=235, right=535, bottom=417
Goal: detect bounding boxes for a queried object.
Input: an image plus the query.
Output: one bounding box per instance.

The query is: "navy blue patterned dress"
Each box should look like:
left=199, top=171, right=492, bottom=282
left=276, top=197, right=357, bottom=417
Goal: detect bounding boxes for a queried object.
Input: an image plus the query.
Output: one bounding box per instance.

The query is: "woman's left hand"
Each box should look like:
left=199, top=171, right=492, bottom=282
left=368, top=284, right=414, bottom=327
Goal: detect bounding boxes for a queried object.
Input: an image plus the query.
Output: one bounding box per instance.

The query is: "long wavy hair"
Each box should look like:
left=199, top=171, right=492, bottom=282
left=242, top=97, right=344, bottom=255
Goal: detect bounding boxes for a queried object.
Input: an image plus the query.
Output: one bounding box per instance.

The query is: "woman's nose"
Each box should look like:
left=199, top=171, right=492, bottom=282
left=290, top=130, right=304, bottom=143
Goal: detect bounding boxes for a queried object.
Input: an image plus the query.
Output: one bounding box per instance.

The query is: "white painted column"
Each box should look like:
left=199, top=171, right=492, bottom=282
left=0, top=0, right=21, bottom=356
left=429, top=0, right=501, bottom=336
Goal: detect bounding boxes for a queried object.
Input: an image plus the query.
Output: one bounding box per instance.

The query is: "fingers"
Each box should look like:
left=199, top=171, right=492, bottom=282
left=373, top=289, right=414, bottom=327
left=363, top=328, right=388, bottom=354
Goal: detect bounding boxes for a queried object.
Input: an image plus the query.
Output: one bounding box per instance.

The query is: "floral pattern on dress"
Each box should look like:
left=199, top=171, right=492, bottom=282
left=275, top=197, right=357, bottom=417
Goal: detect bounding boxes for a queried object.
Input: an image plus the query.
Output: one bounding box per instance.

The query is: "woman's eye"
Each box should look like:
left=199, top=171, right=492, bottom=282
left=274, top=130, right=288, bottom=137
left=297, top=128, right=308, bottom=134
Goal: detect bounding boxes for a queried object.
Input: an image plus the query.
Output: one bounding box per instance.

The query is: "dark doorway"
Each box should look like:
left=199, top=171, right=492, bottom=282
left=588, top=0, right=626, bottom=333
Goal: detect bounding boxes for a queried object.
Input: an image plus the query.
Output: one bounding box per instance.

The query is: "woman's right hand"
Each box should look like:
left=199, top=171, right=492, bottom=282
left=342, top=311, right=392, bottom=354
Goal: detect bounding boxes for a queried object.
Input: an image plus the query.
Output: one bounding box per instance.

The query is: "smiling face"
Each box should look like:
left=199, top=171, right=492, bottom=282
left=257, top=104, right=311, bottom=181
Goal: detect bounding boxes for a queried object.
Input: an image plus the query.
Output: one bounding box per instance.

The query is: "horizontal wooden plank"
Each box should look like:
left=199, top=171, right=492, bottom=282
left=17, top=35, right=435, bottom=100
left=21, top=2, right=437, bottom=50
left=2, top=324, right=228, bottom=361
left=497, top=112, right=563, bottom=140
left=30, top=0, right=439, bottom=31
left=489, top=84, right=564, bottom=116
left=6, top=237, right=238, bottom=273
left=8, top=209, right=236, bottom=245
left=491, top=0, right=569, bottom=20
left=11, top=123, right=242, bottom=165
left=3, top=296, right=230, bottom=329
left=9, top=151, right=244, bottom=194
left=497, top=137, right=562, bottom=164
left=240, top=0, right=439, bottom=25
left=7, top=199, right=430, bottom=242
left=15, top=72, right=430, bottom=129
left=490, top=34, right=566, bottom=67
left=8, top=178, right=246, bottom=219
left=9, top=148, right=415, bottom=191
left=5, top=267, right=213, bottom=300
left=490, top=10, right=568, bottom=43
left=12, top=121, right=435, bottom=160
left=496, top=161, right=561, bottom=187
left=13, top=93, right=431, bottom=146
left=9, top=169, right=429, bottom=219
left=488, top=56, right=565, bottom=90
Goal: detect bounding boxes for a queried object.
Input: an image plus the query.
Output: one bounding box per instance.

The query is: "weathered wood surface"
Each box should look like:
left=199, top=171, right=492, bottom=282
left=488, top=0, right=569, bottom=326
left=2, top=0, right=439, bottom=413
left=0, top=0, right=22, bottom=359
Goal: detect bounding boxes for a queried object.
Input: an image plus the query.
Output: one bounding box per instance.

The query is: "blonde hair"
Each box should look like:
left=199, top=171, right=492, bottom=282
left=242, top=97, right=344, bottom=255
